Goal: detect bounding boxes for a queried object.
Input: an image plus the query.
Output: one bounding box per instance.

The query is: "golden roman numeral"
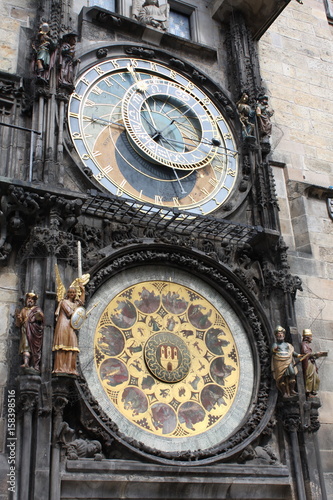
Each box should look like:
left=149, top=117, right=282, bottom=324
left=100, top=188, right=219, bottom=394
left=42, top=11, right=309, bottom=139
left=103, top=164, right=113, bottom=174
left=91, top=86, right=103, bottom=95
left=208, top=177, right=218, bottom=187
left=155, top=195, right=163, bottom=204
left=103, top=77, right=114, bottom=87
left=116, top=179, right=127, bottom=196
left=95, top=66, right=105, bottom=75
left=85, top=99, right=96, bottom=107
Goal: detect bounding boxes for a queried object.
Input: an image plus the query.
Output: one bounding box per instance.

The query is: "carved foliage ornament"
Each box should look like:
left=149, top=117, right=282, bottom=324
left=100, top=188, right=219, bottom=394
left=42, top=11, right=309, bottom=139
left=0, top=184, right=83, bottom=264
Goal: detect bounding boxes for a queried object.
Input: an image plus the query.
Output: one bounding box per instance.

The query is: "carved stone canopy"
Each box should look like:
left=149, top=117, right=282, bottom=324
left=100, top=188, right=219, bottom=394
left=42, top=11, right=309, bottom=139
left=212, top=0, right=292, bottom=39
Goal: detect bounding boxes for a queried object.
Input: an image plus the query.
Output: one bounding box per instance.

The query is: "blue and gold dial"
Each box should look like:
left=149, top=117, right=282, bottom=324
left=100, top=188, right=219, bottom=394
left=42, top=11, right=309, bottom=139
left=68, top=57, right=239, bottom=215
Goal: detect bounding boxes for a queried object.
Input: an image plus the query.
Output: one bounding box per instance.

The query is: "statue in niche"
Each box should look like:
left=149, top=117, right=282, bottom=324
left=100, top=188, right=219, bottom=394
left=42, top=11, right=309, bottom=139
left=53, top=265, right=89, bottom=376
left=58, top=32, right=80, bottom=89
left=58, top=422, right=103, bottom=460
left=32, top=22, right=55, bottom=82
left=236, top=92, right=255, bottom=138
left=271, top=325, right=301, bottom=397
left=16, top=292, right=44, bottom=371
left=132, top=0, right=170, bottom=31
left=256, top=94, right=274, bottom=140
left=66, top=438, right=103, bottom=460
left=238, top=444, right=278, bottom=465
left=301, top=329, right=327, bottom=398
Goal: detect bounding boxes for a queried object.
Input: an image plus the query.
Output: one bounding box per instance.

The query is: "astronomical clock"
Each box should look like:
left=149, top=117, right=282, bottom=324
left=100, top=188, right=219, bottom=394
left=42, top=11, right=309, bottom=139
left=3, top=0, right=325, bottom=498
left=68, top=47, right=271, bottom=464
left=68, top=55, right=239, bottom=216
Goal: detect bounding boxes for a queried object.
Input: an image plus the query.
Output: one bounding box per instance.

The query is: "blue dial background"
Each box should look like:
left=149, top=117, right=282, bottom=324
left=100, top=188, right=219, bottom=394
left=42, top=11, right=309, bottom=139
left=115, top=132, right=197, bottom=201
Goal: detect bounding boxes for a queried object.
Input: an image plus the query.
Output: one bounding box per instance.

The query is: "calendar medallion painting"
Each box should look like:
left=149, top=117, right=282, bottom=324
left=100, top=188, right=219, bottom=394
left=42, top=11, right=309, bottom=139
left=80, top=267, right=254, bottom=453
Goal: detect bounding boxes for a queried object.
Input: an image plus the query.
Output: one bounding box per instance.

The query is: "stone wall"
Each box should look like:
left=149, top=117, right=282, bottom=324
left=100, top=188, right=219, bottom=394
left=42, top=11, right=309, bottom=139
left=0, top=0, right=35, bottom=73
left=0, top=268, right=18, bottom=500
left=260, top=1, right=333, bottom=496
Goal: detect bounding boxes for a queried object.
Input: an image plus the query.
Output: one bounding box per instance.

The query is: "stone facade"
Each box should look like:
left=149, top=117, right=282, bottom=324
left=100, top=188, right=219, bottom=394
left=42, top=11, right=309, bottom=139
left=260, top=2, right=333, bottom=493
left=0, top=0, right=332, bottom=499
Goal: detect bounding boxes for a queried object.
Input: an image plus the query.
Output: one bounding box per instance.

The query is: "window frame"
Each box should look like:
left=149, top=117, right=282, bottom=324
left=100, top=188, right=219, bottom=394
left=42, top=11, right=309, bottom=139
left=323, top=0, right=333, bottom=22
left=168, top=0, right=198, bottom=42
left=88, top=0, right=117, bottom=13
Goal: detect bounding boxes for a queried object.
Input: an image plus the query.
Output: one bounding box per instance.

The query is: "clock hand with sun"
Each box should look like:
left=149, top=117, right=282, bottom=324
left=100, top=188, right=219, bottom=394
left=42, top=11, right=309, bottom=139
left=89, top=115, right=223, bottom=151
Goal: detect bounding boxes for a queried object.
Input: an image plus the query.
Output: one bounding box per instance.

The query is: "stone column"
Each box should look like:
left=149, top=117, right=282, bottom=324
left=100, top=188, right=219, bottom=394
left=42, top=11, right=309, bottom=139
left=17, top=375, right=41, bottom=500
left=50, top=378, right=70, bottom=500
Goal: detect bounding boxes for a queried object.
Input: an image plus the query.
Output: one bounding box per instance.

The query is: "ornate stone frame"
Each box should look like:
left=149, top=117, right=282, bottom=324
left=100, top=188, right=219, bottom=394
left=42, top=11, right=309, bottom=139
left=76, top=246, right=276, bottom=465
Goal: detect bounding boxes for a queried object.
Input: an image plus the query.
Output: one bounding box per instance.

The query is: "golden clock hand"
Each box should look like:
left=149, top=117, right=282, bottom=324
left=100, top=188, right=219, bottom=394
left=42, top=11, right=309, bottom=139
left=142, top=102, right=159, bottom=131
left=155, top=134, right=204, bottom=153
left=127, top=64, right=148, bottom=92
left=161, top=135, right=237, bottom=155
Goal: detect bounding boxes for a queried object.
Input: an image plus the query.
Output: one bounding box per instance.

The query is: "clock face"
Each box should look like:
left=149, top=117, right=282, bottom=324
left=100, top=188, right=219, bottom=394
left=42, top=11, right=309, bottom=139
left=68, top=57, right=239, bottom=215
left=80, top=267, right=254, bottom=455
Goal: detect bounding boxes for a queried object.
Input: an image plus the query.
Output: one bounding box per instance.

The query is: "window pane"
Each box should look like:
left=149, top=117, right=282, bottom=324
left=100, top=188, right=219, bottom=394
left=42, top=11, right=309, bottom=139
left=89, top=0, right=116, bottom=11
left=169, top=10, right=191, bottom=39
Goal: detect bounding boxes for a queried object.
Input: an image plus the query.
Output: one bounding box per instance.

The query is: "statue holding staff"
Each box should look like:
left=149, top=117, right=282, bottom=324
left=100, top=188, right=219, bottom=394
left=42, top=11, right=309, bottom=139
left=53, top=243, right=90, bottom=375
left=300, top=329, right=327, bottom=397
left=16, top=291, right=44, bottom=371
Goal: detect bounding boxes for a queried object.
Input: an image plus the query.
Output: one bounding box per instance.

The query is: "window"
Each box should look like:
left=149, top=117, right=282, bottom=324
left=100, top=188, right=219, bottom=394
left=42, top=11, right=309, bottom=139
left=89, top=0, right=116, bottom=11
left=169, top=9, right=191, bottom=39
left=167, top=1, right=197, bottom=41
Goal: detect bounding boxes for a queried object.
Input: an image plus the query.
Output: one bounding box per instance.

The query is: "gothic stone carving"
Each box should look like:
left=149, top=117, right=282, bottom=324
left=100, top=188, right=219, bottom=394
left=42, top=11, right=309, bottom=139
left=132, top=0, right=170, bottom=31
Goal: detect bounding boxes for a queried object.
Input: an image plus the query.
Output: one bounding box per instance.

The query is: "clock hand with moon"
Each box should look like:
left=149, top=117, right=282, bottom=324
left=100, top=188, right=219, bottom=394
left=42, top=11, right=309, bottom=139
left=68, top=56, right=239, bottom=215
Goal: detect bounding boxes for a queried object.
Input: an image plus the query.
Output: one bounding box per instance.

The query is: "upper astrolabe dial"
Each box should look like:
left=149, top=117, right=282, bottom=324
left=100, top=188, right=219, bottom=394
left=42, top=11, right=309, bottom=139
left=68, top=57, right=239, bottom=215
left=122, top=73, right=222, bottom=171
